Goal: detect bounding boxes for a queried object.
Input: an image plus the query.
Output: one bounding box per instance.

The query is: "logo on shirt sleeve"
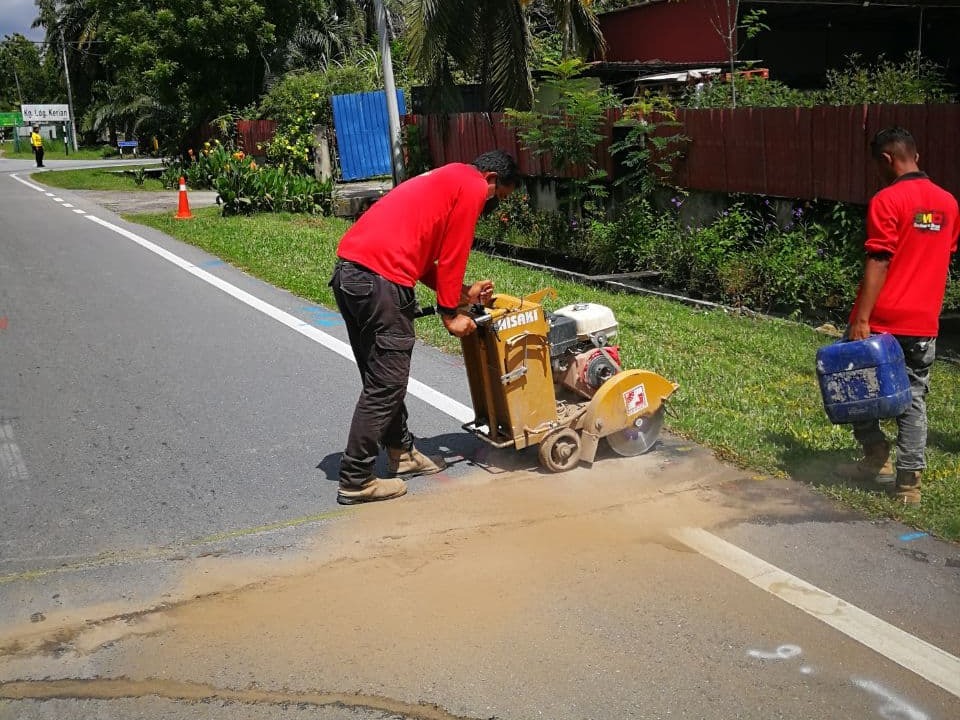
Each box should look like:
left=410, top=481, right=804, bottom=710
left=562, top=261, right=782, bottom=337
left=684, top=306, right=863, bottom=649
left=913, top=210, right=944, bottom=232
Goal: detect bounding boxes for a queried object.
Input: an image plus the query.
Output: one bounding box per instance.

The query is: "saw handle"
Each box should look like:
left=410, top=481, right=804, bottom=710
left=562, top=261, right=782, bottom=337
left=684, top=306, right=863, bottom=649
left=415, top=303, right=495, bottom=338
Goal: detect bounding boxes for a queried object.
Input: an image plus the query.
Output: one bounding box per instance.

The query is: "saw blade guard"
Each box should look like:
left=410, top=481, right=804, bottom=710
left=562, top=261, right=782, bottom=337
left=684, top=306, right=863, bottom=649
left=578, top=369, right=679, bottom=464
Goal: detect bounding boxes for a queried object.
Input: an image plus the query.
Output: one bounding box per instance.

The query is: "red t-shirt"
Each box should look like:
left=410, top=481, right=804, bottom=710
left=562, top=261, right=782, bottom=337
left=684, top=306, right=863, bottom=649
left=336, top=163, right=489, bottom=309
left=850, top=173, right=959, bottom=337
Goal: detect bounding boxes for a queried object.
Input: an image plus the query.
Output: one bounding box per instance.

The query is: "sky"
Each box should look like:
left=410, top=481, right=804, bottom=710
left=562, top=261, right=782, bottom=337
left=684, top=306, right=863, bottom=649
left=1, top=0, right=44, bottom=42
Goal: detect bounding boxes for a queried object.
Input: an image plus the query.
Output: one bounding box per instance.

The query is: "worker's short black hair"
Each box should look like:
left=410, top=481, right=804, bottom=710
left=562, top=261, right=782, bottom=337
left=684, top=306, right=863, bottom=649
left=871, top=126, right=917, bottom=160
left=472, top=150, right=520, bottom=186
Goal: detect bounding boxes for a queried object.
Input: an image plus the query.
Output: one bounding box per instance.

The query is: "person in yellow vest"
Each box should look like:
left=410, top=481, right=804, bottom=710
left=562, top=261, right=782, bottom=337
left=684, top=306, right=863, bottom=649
left=30, top=125, right=45, bottom=167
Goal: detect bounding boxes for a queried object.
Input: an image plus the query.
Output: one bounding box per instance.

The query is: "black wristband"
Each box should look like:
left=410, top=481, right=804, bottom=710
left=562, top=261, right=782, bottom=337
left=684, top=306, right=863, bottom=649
left=437, top=306, right=458, bottom=317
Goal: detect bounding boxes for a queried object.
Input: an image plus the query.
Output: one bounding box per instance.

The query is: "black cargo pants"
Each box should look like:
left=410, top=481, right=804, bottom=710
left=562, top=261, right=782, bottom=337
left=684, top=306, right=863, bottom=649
left=330, top=261, right=417, bottom=486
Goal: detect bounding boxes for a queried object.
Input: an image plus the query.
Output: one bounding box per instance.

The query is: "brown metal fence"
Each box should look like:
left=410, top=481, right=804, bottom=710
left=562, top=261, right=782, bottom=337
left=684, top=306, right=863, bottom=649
left=191, top=119, right=278, bottom=154
left=403, top=112, right=621, bottom=178
left=236, top=120, right=277, bottom=153
left=404, top=105, right=960, bottom=205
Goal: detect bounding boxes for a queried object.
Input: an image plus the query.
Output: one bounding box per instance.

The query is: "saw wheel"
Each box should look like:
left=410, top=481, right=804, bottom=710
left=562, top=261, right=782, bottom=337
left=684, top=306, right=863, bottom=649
left=538, top=428, right=582, bottom=472
left=606, top=406, right=665, bottom=457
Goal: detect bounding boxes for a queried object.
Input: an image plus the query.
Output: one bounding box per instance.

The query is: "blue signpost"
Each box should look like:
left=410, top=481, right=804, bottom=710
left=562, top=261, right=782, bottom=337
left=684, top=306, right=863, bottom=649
left=117, top=140, right=139, bottom=157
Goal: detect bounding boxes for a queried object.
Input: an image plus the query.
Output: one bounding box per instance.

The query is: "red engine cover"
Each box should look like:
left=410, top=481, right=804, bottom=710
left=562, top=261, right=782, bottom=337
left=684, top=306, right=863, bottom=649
left=557, top=346, right=621, bottom=399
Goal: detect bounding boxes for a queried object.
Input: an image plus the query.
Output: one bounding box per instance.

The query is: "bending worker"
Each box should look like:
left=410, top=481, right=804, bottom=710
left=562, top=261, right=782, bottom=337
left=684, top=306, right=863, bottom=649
left=329, top=150, right=519, bottom=505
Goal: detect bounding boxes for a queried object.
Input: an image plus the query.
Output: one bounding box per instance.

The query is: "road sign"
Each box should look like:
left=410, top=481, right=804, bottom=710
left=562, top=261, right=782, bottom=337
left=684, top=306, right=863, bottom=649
left=0, top=112, right=22, bottom=127
left=21, top=104, right=71, bottom=123
left=118, top=140, right=139, bottom=157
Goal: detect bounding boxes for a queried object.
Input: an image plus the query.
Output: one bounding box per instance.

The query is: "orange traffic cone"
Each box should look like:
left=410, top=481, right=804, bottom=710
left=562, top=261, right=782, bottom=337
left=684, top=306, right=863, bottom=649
left=174, top=176, right=193, bottom=220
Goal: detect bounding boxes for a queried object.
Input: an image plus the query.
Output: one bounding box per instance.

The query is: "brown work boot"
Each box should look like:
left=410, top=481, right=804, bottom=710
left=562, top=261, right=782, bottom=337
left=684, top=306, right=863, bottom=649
left=834, top=440, right=895, bottom=485
left=387, top=446, right=447, bottom=478
left=891, top=470, right=922, bottom=505
left=337, top=477, right=407, bottom=505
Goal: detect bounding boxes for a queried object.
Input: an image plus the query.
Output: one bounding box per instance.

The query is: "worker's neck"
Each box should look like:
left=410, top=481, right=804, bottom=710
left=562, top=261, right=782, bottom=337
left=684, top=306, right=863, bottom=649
left=894, top=160, right=921, bottom=178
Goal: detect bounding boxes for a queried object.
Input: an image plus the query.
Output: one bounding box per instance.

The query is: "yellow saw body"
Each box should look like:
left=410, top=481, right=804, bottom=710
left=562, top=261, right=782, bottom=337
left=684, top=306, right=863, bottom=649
left=460, top=289, right=678, bottom=472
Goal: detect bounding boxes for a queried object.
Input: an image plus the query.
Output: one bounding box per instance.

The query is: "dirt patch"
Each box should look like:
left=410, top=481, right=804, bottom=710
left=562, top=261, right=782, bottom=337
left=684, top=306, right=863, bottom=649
left=0, top=449, right=819, bottom=716
left=72, top=190, right=220, bottom=215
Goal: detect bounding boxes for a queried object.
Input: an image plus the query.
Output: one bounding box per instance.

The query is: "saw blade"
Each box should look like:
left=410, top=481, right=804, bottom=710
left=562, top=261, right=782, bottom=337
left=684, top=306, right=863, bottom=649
left=606, top=406, right=665, bottom=457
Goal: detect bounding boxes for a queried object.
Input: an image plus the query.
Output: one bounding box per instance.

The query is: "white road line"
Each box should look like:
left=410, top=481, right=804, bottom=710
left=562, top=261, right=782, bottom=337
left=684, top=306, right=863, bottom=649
left=0, top=422, right=29, bottom=482
left=8, top=174, right=47, bottom=192
left=10, top=169, right=472, bottom=422
left=62, top=203, right=73, bottom=208
left=83, top=215, right=474, bottom=423
left=44, top=192, right=54, bottom=197
left=53, top=197, right=64, bottom=202
left=671, top=527, right=960, bottom=700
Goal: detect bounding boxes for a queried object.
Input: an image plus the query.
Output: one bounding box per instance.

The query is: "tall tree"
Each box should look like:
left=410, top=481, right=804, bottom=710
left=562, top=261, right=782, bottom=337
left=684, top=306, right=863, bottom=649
left=32, top=0, right=108, bottom=138
left=282, top=0, right=370, bottom=72
left=405, top=0, right=605, bottom=111
left=33, top=0, right=315, bottom=143
left=0, top=34, right=58, bottom=110
left=709, top=0, right=767, bottom=108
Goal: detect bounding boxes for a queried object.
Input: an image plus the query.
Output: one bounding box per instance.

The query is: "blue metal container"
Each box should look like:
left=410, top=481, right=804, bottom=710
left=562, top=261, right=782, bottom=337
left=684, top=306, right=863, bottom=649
left=816, top=334, right=912, bottom=424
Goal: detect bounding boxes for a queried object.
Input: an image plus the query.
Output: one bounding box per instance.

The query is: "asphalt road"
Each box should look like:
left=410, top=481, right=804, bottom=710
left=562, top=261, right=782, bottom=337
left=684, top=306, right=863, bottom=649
left=1, top=158, right=959, bottom=720
left=0, top=157, right=484, bottom=603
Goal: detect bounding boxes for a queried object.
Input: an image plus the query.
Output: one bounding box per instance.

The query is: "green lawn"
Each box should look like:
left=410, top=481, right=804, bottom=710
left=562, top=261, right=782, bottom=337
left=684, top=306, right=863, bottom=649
left=0, top=143, right=112, bottom=161
left=130, top=207, right=960, bottom=541
left=35, top=166, right=166, bottom=192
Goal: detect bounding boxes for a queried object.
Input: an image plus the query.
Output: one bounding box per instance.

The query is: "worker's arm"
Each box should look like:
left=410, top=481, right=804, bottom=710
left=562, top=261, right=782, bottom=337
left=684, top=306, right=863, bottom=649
left=420, top=278, right=494, bottom=306
left=849, top=194, right=898, bottom=340
left=442, top=312, right=477, bottom=337
left=848, top=254, right=890, bottom=340
left=434, top=180, right=488, bottom=311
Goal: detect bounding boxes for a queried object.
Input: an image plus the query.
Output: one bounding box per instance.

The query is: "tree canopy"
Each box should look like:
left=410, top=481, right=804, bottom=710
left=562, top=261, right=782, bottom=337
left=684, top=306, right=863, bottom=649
left=405, top=0, right=605, bottom=111
left=4, top=0, right=607, bottom=144
left=0, top=33, right=58, bottom=111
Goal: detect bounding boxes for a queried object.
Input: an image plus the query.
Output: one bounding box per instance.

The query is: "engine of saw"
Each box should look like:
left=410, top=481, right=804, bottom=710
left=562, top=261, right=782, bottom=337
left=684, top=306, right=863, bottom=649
left=547, top=303, right=622, bottom=400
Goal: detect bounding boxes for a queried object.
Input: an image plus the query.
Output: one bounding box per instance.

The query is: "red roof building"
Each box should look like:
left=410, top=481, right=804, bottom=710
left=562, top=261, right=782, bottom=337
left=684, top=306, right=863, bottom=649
left=598, top=1, right=960, bottom=89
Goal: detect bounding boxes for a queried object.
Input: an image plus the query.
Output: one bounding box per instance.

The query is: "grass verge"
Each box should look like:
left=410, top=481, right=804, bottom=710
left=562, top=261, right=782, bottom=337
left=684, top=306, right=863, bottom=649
left=130, top=207, right=960, bottom=541
left=0, top=144, right=112, bottom=161
left=34, top=166, right=166, bottom=192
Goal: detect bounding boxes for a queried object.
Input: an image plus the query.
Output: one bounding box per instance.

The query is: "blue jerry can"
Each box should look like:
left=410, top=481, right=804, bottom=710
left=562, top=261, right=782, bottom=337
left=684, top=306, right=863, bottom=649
left=816, top=334, right=912, bottom=424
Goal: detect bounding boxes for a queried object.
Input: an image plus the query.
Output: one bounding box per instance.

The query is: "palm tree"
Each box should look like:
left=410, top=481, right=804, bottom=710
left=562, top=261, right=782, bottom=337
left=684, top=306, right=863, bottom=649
left=32, top=0, right=106, bottom=139
left=265, top=0, right=369, bottom=78
left=84, top=88, right=172, bottom=141
left=405, top=0, right=605, bottom=111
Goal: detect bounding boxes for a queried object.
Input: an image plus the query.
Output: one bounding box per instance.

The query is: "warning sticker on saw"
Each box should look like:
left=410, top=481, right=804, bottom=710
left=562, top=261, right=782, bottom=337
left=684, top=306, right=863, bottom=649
left=623, top=384, right=649, bottom=416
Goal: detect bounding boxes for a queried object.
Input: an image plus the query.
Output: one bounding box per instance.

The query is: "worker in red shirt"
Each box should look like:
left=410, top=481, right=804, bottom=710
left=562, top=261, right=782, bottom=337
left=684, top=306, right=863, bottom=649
left=839, top=127, right=959, bottom=504
left=330, top=150, right=519, bottom=505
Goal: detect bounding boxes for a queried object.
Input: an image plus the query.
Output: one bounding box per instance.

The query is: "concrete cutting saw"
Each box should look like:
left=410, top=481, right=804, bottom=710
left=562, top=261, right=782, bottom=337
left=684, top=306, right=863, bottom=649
left=457, top=288, right=678, bottom=472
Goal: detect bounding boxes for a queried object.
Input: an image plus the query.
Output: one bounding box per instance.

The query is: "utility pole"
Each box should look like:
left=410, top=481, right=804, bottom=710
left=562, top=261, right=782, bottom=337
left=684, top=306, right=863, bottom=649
left=12, top=63, right=23, bottom=106
left=59, top=26, right=79, bottom=151
left=12, top=64, right=23, bottom=153
left=374, top=0, right=404, bottom=185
